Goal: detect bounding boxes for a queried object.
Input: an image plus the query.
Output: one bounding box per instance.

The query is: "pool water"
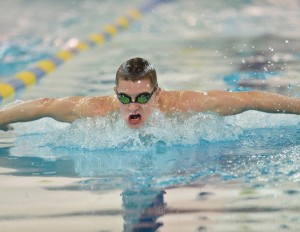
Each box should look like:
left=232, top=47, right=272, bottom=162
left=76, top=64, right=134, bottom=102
left=1, top=0, right=300, bottom=231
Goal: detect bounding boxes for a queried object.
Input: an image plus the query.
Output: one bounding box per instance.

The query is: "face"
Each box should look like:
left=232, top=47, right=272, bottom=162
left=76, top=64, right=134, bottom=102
left=115, top=79, right=160, bottom=129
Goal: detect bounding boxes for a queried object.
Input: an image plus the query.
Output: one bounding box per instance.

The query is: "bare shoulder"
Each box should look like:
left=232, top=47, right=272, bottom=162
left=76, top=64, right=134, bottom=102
left=49, top=95, right=119, bottom=119
left=158, top=90, right=209, bottom=113
left=71, top=95, right=119, bottom=117
left=157, top=89, right=250, bottom=114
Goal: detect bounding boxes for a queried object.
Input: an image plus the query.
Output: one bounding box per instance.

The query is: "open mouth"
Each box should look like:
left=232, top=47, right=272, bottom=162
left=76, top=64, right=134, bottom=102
left=129, top=114, right=141, bottom=124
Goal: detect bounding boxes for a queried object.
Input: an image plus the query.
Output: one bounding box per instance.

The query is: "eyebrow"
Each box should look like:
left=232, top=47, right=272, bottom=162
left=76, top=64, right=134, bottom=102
left=117, top=91, right=151, bottom=96
left=116, top=84, right=157, bottom=96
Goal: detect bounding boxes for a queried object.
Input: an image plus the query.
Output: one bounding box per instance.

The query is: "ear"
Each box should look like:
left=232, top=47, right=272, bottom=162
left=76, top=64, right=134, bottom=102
left=156, top=87, right=161, bottom=94
left=154, top=87, right=161, bottom=99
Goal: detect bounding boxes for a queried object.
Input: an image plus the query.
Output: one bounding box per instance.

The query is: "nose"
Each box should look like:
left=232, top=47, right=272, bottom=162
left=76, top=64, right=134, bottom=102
left=128, top=102, right=140, bottom=113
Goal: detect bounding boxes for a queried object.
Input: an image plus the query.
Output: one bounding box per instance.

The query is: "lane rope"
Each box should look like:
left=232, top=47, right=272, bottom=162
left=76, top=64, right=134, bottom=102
left=0, top=0, right=171, bottom=104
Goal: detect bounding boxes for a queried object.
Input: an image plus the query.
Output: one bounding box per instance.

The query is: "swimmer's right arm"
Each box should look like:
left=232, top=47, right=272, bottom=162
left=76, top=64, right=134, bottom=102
left=0, top=97, right=81, bottom=128
left=0, top=96, right=109, bottom=130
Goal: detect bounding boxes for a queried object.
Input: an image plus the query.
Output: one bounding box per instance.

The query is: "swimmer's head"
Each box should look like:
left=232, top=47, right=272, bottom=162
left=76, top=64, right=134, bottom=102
left=115, top=58, right=160, bottom=129
left=115, top=57, right=157, bottom=88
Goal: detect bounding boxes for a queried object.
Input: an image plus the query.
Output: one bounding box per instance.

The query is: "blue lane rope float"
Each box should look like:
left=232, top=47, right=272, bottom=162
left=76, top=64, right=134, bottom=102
left=0, top=0, right=172, bottom=104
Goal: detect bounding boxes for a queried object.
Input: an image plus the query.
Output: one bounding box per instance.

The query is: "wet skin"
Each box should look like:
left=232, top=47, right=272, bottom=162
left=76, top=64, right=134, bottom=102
left=1, top=79, right=300, bottom=131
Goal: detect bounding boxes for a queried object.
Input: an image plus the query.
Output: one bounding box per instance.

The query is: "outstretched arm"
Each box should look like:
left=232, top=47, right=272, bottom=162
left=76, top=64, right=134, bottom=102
left=165, top=90, right=300, bottom=115
left=0, top=96, right=117, bottom=130
left=203, top=90, right=300, bottom=115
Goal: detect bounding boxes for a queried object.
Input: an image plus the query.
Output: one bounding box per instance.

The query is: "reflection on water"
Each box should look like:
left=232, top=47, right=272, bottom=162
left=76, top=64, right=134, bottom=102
left=122, top=189, right=165, bottom=231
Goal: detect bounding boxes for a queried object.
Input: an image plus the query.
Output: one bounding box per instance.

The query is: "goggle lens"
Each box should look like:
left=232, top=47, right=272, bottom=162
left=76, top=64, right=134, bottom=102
left=136, top=94, right=150, bottom=104
left=116, top=85, right=157, bottom=104
left=119, top=95, right=131, bottom=104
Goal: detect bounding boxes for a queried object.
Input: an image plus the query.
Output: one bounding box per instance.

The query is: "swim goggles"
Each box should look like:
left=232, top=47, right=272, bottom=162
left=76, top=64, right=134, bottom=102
left=116, top=84, right=158, bottom=104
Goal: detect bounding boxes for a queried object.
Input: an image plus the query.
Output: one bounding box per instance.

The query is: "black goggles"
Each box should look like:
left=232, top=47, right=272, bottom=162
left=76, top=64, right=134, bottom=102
left=116, top=85, right=158, bottom=104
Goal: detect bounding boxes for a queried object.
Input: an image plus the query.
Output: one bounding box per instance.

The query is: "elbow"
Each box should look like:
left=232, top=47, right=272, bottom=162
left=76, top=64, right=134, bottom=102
left=36, top=98, right=57, bottom=117
left=39, top=97, right=77, bottom=123
left=38, top=97, right=55, bottom=106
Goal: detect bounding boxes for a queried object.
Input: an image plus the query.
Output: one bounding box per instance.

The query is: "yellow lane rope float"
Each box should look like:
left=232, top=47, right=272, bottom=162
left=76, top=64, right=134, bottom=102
left=0, top=0, right=171, bottom=103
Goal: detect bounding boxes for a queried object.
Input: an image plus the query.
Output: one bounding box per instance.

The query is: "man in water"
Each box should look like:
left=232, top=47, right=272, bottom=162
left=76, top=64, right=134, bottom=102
left=0, top=57, right=300, bottom=130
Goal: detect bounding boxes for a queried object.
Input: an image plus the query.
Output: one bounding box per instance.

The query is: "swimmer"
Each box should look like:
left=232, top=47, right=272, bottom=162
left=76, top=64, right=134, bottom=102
left=0, top=57, right=300, bottom=131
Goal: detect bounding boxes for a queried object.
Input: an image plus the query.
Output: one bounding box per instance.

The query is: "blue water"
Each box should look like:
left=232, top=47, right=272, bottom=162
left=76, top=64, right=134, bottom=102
left=3, top=110, right=300, bottom=187
left=1, top=0, right=300, bottom=231
left=1, top=110, right=300, bottom=230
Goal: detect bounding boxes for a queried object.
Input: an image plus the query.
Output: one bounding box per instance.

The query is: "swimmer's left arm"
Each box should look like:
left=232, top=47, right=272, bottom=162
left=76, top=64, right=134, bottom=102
left=242, top=91, right=300, bottom=115
left=178, top=90, right=300, bottom=115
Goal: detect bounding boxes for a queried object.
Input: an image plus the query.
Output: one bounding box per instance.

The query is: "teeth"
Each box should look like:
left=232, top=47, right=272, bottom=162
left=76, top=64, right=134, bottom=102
left=130, top=114, right=140, bottom=120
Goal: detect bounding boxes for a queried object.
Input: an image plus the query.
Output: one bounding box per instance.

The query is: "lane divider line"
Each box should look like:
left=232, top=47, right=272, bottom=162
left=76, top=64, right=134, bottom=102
left=0, top=0, right=172, bottom=104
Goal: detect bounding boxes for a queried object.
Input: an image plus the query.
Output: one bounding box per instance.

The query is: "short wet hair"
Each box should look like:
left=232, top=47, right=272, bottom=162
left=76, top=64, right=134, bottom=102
left=115, top=57, right=157, bottom=87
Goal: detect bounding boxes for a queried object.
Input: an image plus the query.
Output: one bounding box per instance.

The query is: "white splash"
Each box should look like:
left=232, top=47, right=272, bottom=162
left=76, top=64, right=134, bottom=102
left=10, top=109, right=300, bottom=152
